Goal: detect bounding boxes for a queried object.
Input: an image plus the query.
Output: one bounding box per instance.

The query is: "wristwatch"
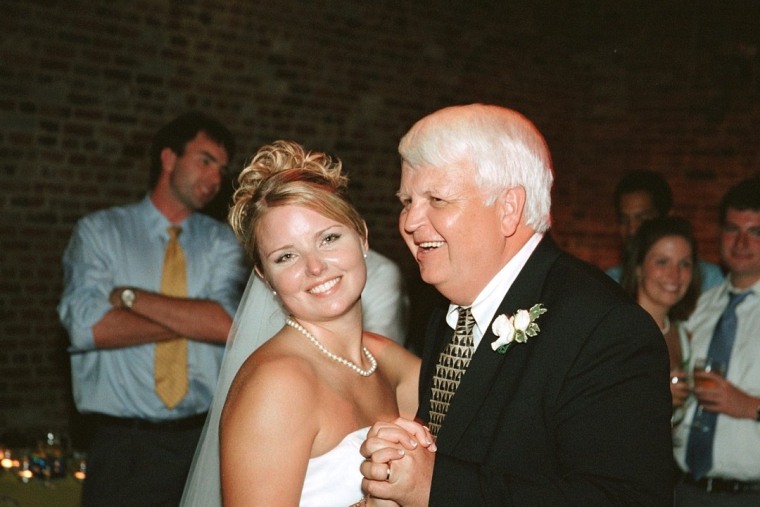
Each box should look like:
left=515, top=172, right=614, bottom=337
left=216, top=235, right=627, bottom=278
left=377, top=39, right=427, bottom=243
left=120, top=288, right=136, bottom=309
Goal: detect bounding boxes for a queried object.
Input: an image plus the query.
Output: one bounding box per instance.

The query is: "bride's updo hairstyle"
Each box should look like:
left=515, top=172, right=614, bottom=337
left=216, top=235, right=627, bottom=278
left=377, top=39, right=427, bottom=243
left=228, top=140, right=366, bottom=270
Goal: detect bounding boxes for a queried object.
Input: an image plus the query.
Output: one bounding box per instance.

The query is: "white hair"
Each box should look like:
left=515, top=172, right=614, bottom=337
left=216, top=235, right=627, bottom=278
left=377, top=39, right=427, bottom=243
left=398, top=104, right=554, bottom=232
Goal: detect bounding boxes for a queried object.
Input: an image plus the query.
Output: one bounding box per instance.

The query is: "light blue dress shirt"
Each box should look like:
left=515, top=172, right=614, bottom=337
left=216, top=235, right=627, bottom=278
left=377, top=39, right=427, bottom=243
left=58, top=196, right=247, bottom=420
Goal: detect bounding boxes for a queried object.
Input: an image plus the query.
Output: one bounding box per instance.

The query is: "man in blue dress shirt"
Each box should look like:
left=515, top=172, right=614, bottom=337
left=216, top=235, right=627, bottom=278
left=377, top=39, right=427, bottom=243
left=58, top=112, right=247, bottom=506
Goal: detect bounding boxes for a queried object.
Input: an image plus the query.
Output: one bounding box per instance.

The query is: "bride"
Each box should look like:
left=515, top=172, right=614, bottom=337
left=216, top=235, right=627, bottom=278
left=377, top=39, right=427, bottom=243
left=183, top=140, right=431, bottom=506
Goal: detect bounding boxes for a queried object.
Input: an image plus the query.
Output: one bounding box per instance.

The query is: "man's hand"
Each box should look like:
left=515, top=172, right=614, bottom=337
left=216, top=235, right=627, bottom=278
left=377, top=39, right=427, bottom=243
left=360, top=418, right=436, bottom=507
left=693, top=371, right=760, bottom=419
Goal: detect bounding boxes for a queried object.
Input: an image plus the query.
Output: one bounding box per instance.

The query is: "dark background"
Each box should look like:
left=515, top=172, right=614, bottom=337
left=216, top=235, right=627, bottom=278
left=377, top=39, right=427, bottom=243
left=1, top=0, right=758, bottom=444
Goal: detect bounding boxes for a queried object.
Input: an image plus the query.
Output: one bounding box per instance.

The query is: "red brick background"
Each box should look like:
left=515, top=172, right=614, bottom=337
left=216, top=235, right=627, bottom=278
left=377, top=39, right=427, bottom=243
left=1, top=1, right=758, bottom=440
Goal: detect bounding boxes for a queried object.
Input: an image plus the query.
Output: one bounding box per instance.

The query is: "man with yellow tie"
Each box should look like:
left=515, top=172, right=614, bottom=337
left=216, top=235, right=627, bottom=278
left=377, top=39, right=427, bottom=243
left=58, top=112, right=247, bottom=506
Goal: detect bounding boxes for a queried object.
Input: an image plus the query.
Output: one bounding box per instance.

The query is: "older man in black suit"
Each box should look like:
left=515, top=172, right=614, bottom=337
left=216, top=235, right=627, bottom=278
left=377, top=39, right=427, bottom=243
left=360, top=104, right=673, bottom=506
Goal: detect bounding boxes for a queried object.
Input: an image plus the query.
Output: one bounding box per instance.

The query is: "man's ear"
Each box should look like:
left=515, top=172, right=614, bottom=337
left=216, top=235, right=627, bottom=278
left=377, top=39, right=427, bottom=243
left=498, top=186, right=526, bottom=237
left=160, top=147, right=177, bottom=175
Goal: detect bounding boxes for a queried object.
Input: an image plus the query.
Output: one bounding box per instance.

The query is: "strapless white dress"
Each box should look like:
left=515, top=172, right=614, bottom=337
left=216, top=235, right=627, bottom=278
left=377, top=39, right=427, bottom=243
left=299, top=427, right=369, bottom=507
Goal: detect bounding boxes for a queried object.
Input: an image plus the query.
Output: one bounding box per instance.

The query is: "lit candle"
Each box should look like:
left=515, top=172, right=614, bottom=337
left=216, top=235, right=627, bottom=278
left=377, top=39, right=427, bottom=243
left=1, top=449, right=12, bottom=470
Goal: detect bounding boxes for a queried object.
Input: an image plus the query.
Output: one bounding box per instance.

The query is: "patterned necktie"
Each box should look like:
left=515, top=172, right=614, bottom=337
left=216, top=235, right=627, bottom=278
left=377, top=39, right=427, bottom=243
left=685, top=290, right=752, bottom=479
left=154, top=226, right=189, bottom=409
left=428, top=307, right=476, bottom=437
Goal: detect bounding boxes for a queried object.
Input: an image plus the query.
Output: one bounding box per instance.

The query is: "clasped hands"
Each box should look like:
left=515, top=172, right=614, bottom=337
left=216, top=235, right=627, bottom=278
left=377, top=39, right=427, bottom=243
left=359, top=418, right=437, bottom=507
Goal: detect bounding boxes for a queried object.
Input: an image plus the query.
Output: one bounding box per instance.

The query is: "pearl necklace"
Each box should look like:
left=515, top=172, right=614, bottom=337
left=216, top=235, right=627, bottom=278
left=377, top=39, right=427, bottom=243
left=660, top=316, right=671, bottom=335
left=285, top=318, right=377, bottom=377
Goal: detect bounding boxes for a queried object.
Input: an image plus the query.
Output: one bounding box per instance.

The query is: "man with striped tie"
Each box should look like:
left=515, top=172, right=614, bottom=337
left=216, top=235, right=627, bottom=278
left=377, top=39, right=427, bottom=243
left=360, top=104, right=673, bottom=506
left=674, top=176, right=760, bottom=506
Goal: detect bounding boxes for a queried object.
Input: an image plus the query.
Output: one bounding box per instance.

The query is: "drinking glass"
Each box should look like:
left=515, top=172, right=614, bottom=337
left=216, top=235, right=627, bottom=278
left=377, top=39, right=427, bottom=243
left=690, top=357, right=726, bottom=432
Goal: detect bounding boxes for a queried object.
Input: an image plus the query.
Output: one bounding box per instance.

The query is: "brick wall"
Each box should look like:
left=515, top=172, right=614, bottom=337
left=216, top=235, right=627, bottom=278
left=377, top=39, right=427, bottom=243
left=1, top=0, right=758, bottom=440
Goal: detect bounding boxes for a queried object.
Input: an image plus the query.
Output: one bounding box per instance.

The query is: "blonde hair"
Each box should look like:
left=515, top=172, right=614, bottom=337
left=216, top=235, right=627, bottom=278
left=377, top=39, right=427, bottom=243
left=228, top=140, right=366, bottom=269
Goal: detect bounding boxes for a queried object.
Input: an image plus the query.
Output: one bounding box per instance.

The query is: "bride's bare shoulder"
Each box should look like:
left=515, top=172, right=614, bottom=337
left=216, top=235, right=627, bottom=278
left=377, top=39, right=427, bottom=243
left=225, top=336, right=319, bottom=414
left=363, top=331, right=419, bottom=365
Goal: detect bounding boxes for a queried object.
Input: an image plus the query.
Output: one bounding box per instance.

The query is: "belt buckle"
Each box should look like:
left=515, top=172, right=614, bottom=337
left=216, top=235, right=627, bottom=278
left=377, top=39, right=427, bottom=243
left=706, top=478, right=746, bottom=494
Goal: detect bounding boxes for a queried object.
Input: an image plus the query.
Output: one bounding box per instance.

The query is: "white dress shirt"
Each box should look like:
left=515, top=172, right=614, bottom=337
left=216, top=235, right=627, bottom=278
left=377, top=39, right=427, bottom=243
left=673, top=277, right=760, bottom=481
left=363, top=249, right=409, bottom=345
left=445, top=233, right=543, bottom=349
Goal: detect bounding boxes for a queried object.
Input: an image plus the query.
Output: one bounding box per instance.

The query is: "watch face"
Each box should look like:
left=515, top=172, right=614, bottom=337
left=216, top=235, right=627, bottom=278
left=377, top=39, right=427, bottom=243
left=121, top=289, right=135, bottom=308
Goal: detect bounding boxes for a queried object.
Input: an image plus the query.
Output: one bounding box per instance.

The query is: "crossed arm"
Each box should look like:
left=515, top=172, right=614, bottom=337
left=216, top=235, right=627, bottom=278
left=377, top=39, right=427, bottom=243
left=59, top=217, right=245, bottom=351
left=92, top=289, right=233, bottom=348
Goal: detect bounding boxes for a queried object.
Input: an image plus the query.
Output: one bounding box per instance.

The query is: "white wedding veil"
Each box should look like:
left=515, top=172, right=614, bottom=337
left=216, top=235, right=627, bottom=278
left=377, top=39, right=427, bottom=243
left=180, top=249, right=409, bottom=506
left=180, top=272, right=284, bottom=506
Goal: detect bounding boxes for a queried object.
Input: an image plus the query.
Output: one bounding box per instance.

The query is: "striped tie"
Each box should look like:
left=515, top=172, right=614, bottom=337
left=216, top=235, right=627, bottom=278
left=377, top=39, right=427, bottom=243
left=685, top=290, right=752, bottom=479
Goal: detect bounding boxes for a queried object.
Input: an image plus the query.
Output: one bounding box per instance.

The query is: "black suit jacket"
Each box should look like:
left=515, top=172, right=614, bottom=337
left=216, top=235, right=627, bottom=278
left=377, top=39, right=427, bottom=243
left=416, top=235, right=673, bottom=506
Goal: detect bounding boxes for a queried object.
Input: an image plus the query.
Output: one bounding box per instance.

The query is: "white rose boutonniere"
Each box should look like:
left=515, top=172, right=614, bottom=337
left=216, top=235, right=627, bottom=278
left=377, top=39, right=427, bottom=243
left=491, top=303, right=547, bottom=354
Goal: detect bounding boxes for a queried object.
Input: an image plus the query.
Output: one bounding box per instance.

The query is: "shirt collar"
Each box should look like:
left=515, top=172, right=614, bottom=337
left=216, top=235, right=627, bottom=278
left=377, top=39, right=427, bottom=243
left=446, top=232, right=544, bottom=349
left=725, top=276, right=760, bottom=298
left=140, top=194, right=192, bottom=238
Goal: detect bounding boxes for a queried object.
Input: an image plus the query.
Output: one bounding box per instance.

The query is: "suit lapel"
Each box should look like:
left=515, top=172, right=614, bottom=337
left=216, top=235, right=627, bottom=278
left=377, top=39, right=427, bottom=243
left=435, top=235, right=562, bottom=449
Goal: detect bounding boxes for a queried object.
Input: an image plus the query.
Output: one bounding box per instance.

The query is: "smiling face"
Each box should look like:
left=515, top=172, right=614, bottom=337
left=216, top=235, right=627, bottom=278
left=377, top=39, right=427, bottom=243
left=397, top=160, right=514, bottom=305
left=637, top=235, right=694, bottom=314
left=721, top=208, right=760, bottom=289
left=166, top=131, right=229, bottom=212
left=256, top=205, right=368, bottom=323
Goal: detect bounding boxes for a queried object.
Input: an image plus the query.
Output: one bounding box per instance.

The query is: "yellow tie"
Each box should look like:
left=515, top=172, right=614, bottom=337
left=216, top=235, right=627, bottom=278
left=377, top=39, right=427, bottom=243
left=155, top=226, right=188, bottom=409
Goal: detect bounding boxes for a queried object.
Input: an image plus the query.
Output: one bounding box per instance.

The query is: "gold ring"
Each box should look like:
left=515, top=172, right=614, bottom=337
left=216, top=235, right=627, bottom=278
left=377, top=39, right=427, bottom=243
left=386, top=464, right=391, bottom=481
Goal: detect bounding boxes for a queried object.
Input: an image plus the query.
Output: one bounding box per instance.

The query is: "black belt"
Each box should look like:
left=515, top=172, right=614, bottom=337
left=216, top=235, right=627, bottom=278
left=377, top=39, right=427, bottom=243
left=681, top=473, right=760, bottom=494
left=95, top=412, right=207, bottom=432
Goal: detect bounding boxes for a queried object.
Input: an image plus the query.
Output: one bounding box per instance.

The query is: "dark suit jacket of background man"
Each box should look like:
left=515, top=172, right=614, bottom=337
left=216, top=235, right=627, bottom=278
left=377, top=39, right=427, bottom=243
left=416, top=235, right=673, bottom=506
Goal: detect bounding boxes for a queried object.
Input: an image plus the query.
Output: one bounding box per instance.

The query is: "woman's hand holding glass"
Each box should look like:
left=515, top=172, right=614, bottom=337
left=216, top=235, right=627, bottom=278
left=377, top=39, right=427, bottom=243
left=670, top=368, right=690, bottom=408
left=670, top=367, right=692, bottom=428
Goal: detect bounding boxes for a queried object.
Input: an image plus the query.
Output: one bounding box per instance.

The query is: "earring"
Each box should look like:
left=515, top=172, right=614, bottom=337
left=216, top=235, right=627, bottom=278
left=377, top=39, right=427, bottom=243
left=363, top=252, right=368, bottom=259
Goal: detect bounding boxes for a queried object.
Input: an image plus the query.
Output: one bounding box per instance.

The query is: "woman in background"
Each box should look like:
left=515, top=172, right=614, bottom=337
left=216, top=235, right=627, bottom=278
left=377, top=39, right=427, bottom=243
left=620, top=216, right=703, bottom=413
